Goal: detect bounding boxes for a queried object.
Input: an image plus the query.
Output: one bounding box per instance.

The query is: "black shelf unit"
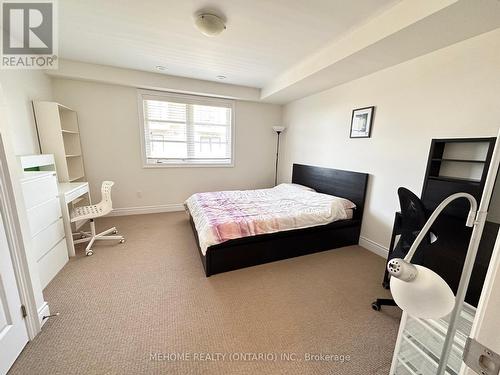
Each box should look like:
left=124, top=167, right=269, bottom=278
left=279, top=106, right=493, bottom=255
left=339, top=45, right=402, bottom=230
left=419, top=137, right=497, bottom=306
left=422, top=137, right=495, bottom=217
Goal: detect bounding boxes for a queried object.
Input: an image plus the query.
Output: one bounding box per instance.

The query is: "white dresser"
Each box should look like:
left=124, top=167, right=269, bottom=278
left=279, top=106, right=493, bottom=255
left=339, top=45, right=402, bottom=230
left=391, top=303, right=476, bottom=374
left=20, top=171, right=69, bottom=289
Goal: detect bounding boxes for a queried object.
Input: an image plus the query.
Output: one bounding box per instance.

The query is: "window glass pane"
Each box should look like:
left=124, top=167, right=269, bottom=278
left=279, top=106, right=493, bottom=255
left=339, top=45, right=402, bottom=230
left=141, top=95, right=232, bottom=165
left=149, top=140, right=187, bottom=159
left=148, top=121, right=186, bottom=142
left=146, top=100, right=186, bottom=122
left=193, top=141, right=228, bottom=159
left=193, top=124, right=229, bottom=159
left=193, top=105, right=229, bottom=125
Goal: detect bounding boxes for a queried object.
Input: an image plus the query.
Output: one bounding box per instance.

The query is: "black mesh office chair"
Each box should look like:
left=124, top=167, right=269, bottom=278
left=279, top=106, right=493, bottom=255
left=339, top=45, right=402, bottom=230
left=371, top=187, right=429, bottom=311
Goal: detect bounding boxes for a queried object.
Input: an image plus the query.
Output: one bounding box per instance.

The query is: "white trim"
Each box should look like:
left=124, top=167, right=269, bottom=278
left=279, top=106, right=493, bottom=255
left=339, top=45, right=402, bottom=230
left=37, top=301, right=50, bottom=327
left=142, top=162, right=234, bottom=169
left=107, top=203, right=185, bottom=217
left=136, top=89, right=236, bottom=169
left=0, top=136, right=41, bottom=339
left=464, top=231, right=500, bottom=374
left=359, top=236, right=389, bottom=258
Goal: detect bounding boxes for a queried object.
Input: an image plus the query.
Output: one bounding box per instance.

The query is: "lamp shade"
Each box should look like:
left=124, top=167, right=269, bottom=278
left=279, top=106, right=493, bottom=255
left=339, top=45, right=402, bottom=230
left=272, top=126, right=285, bottom=133
left=390, top=264, right=455, bottom=319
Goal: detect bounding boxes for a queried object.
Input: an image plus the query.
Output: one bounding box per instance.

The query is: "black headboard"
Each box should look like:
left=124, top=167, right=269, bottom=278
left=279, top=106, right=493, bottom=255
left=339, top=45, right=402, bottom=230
left=291, top=164, right=369, bottom=220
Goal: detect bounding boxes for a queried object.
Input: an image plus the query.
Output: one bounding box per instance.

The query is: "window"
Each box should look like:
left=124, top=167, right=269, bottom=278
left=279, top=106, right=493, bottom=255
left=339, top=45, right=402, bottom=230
left=139, top=90, right=234, bottom=167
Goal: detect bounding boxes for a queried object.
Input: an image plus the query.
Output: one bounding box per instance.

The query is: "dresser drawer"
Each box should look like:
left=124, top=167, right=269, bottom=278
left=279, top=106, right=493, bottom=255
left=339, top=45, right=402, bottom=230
left=37, top=238, right=68, bottom=290
left=27, top=198, right=62, bottom=237
left=32, top=218, right=65, bottom=261
left=21, top=173, right=58, bottom=210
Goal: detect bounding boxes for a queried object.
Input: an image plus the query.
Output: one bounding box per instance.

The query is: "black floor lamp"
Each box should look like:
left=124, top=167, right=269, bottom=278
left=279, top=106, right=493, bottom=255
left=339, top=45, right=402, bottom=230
left=272, top=126, right=285, bottom=185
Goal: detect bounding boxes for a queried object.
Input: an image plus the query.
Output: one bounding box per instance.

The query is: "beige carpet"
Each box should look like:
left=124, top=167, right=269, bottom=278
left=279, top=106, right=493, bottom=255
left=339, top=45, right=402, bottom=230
left=9, top=212, right=400, bottom=375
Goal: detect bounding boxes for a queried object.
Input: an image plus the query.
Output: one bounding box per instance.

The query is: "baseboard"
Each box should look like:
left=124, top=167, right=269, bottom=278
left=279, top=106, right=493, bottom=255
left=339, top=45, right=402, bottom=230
left=37, top=301, right=50, bottom=327
left=108, top=203, right=185, bottom=217
left=359, top=236, right=389, bottom=258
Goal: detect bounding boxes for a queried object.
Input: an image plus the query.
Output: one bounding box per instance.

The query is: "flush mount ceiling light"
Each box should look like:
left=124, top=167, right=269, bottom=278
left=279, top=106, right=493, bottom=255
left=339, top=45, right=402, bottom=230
left=216, top=75, right=226, bottom=80
left=195, top=13, right=226, bottom=37
left=155, top=65, right=167, bottom=71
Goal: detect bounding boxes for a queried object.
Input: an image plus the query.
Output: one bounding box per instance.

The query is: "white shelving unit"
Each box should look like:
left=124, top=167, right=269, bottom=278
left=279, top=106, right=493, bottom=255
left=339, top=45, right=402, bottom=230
left=391, top=303, right=476, bottom=374
left=32, top=101, right=86, bottom=183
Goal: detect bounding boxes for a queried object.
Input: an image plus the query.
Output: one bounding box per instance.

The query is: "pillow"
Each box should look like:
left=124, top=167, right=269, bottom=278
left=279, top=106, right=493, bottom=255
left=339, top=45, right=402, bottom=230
left=333, top=196, right=356, bottom=210
left=276, top=183, right=315, bottom=192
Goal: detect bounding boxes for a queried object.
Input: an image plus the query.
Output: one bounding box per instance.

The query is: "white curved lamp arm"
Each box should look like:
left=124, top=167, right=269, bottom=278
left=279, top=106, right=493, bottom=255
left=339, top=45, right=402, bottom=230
left=403, top=192, right=477, bottom=263
left=389, top=192, right=478, bottom=374
left=390, top=130, right=499, bottom=375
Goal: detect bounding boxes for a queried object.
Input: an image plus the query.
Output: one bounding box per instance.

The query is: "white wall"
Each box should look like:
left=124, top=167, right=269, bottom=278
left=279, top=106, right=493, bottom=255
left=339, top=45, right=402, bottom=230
left=52, top=78, right=282, bottom=210
left=0, top=71, right=53, bottom=155
left=0, top=71, right=53, bottom=331
left=280, top=28, right=500, bottom=254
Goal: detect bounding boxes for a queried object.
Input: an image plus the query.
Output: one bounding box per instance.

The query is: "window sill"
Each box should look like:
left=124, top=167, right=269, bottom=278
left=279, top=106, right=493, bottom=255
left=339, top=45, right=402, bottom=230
left=143, top=162, right=234, bottom=169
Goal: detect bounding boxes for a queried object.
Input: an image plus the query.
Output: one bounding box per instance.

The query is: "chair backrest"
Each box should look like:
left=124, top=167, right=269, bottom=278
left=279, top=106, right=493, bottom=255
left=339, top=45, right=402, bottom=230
left=99, top=181, right=114, bottom=212
left=397, top=187, right=428, bottom=251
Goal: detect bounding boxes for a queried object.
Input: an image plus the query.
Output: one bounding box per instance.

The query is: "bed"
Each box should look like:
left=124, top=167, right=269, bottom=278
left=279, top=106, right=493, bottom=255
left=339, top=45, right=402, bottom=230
left=187, top=164, right=369, bottom=276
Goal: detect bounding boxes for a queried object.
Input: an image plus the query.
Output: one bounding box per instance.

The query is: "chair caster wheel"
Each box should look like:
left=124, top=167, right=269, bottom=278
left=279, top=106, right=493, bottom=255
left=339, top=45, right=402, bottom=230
left=112, top=230, right=118, bottom=234
left=119, top=239, right=125, bottom=244
left=371, top=302, right=381, bottom=311
left=86, top=250, right=93, bottom=256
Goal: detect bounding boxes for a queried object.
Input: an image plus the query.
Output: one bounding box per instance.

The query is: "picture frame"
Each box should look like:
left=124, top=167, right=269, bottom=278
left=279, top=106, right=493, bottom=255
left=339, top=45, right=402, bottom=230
left=350, top=106, right=375, bottom=138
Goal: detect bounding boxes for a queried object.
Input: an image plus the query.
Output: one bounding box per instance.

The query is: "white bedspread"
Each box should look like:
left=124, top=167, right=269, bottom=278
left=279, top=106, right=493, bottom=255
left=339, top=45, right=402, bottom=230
left=185, top=183, right=356, bottom=255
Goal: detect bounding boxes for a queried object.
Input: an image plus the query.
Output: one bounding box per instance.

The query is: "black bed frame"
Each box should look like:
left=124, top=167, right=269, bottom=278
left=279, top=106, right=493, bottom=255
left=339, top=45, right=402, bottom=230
left=189, top=164, right=369, bottom=276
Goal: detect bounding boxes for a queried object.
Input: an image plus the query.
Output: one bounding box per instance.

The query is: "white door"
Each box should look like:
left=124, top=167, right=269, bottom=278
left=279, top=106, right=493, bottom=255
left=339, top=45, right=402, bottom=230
left=462, top=230, right=500, bottom=374
left=0, top=207, right=29, bottom=375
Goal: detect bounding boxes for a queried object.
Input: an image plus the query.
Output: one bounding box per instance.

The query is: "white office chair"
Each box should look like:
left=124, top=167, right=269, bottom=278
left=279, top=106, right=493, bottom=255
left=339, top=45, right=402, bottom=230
left=71, top=181, right=125, bottom=256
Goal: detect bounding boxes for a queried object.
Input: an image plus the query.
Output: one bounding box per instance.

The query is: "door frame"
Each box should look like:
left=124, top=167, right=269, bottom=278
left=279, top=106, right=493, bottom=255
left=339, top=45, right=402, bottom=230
left=462, top=230, right=500, bottom=374
left=0, top=134, right=40, bottom=339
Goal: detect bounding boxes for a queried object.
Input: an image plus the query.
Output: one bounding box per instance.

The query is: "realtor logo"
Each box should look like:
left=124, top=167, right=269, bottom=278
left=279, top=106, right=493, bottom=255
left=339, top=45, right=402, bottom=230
left=1, top=0, right=58, bottom=69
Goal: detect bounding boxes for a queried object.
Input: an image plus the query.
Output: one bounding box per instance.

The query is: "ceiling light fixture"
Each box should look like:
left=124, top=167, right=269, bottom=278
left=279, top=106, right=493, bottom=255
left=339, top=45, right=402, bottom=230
left=195, top=13, right=226, bottom=37
left=216, top=75, right=226, bottom=80
left=155, top=65, right=167, bottom=71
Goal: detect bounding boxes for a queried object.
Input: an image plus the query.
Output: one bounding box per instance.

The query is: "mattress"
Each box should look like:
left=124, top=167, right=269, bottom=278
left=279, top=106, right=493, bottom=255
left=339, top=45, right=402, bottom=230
left=185, top=183, right=356, bottom=255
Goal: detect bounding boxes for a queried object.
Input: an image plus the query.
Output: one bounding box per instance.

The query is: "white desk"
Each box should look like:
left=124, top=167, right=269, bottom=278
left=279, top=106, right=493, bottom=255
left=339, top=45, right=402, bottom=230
left=58, top=182, right=90, bottom=257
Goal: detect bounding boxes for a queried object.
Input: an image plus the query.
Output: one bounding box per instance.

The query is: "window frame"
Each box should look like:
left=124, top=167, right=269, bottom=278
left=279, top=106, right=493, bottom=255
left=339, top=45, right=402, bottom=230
left=137, top=89, right=235, bottom=168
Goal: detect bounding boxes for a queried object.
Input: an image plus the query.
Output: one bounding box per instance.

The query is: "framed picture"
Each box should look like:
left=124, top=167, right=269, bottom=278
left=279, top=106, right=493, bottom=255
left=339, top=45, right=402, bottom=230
left=350, top=106, right=375, bottom=138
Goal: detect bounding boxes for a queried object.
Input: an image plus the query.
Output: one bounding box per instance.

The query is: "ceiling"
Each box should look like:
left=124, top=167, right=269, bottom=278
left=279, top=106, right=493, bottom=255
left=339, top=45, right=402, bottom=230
left=58, top=0, right=401, bottom=88
left=261, top=0, right=500, bottom=102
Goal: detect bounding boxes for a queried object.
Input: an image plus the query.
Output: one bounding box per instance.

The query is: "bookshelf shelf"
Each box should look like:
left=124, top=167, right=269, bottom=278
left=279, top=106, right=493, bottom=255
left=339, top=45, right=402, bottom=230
left=33, top=101, right=86, bottom=183
left=428, top=175, right=481, bottom=184
left=431, top=158, right=486, bottom=164
left=69, top=175, right=85, bottom=182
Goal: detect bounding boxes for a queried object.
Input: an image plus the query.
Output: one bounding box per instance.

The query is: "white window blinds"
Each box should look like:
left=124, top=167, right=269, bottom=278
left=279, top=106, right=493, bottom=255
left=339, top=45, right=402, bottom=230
left=140, top=91, right=234, bottom=166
